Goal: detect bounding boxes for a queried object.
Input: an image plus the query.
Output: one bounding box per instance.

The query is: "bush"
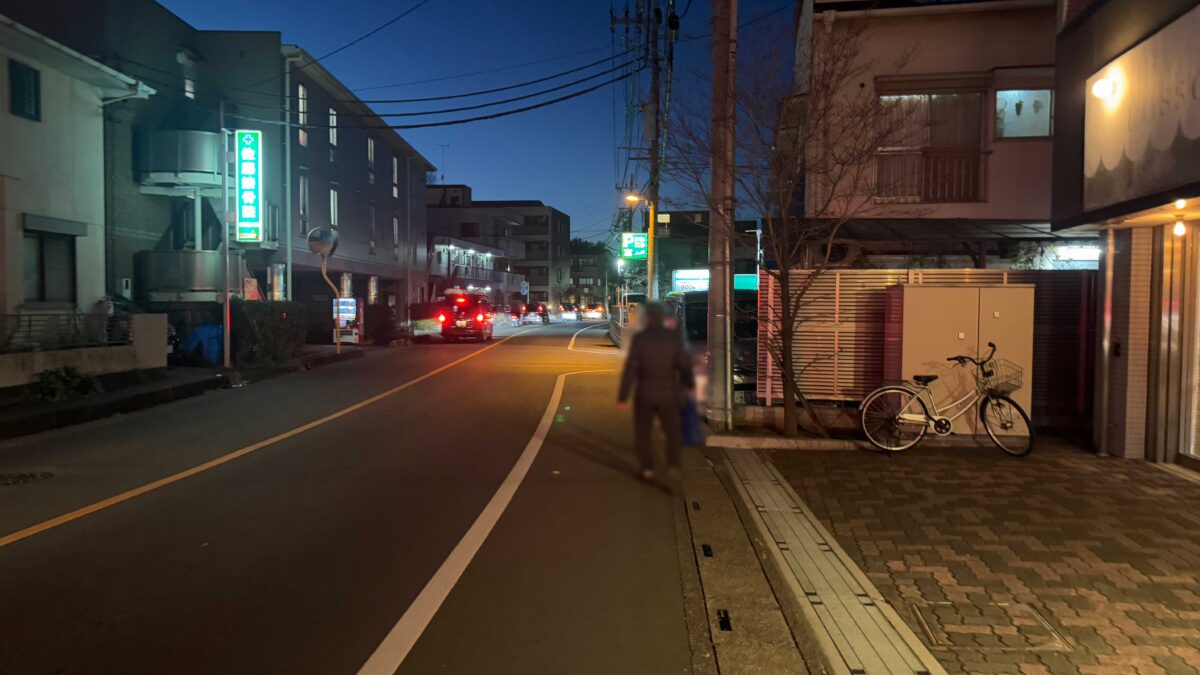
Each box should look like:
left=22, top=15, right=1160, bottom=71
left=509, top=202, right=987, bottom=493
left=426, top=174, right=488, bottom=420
left=231, top=299, right=309, bottom=366
left=28, top=367, right=103, bottom=403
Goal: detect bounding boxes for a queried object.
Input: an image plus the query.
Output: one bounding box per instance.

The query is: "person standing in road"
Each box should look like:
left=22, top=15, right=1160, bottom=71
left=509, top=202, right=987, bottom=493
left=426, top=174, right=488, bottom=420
left=616, top=302, right=696, bottom=483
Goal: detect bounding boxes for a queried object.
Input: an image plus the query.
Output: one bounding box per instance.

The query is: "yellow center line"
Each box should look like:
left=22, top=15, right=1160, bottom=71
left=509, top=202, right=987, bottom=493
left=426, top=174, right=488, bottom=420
left=0, top=327, right=541, bottom=550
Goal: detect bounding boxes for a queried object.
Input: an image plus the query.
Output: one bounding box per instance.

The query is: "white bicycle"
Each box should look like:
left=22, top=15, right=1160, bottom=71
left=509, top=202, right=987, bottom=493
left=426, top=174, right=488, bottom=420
left=860, top=342, right=1034, bottom=456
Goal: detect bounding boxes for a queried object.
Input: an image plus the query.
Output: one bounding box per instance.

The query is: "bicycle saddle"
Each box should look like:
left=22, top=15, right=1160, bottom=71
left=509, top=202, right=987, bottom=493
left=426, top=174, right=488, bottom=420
left=912, top=375, right=938, bottom=385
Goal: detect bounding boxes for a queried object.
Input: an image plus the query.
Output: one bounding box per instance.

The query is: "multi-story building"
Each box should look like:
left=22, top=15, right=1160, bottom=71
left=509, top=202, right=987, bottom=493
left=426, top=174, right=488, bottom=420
left=0, top=0, right=432, bottom=341
left=426, top=184, right=570, bottom=306
left=0, top=13, right=153, bottom=316
left=809, top=0, right=1093, bottom=266
left=567, top=249, right=612, bottom=307
left=426, top=184, right=526, bottom=305
left=1052, top=0, right=1200, bottom=466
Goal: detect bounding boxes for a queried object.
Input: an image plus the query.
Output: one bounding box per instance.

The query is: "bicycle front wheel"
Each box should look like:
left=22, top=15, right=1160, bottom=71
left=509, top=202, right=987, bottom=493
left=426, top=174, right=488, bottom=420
left=861, top=386, right=929, bottom=452
left=980, top=394, right=1034, bottom=456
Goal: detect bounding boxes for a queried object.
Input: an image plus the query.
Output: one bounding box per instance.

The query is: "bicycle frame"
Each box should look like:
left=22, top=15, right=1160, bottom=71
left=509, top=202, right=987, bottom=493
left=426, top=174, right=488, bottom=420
left=898, top=384, right=980, bottom=425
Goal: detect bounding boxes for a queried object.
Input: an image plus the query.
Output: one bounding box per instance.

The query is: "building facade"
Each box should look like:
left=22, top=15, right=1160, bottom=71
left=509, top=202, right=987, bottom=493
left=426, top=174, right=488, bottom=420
left=810, top=0, right=1094, bottom=266
left=426, top=185, right=526, bottom=305
left=427, top=184, right=570, bottom=306
left=0, top=13, right=153, bottom=316
left=1053, top=0, right=1200, bottom=466
left=0, top=0, right=433, bottom=342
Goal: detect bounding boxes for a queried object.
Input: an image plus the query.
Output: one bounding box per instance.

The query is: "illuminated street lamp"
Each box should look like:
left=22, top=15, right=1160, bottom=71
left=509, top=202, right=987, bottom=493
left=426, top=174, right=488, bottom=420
left=624, top=193, right=642, bottom=204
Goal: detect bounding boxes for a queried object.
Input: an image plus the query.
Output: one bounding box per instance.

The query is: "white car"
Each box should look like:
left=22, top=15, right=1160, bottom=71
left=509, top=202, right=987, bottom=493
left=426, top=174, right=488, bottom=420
left=582, top=304, right=606, bottom=320
left=559, top=304, right=580, bottom=321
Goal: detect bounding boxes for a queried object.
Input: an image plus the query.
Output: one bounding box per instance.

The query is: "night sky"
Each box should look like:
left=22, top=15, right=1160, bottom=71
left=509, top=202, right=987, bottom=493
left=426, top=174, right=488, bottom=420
left=159, top=0, right=792, bottom=243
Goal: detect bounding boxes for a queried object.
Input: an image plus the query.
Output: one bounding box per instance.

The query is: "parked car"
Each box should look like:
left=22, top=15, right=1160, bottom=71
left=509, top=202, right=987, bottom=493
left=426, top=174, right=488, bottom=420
left=437, top=289, right=495, bottom=342
left=664, top=289, right=759, bottom=404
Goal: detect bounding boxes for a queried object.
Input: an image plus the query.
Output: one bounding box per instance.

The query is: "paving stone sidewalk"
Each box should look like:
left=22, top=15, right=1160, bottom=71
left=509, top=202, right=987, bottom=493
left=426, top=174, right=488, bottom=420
left=770, top=440, right=1200, bottom=675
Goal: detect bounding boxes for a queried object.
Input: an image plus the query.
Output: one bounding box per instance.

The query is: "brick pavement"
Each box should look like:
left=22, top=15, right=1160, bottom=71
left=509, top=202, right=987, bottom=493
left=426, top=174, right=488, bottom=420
left=770, top=440, right=1200, bottom=675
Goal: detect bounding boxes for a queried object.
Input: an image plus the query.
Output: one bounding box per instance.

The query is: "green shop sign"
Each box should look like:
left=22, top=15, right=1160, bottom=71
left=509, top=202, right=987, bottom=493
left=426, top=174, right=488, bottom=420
left=621, top=232, right=648, bottom=259
left=235, top=129, right=263, bottom=243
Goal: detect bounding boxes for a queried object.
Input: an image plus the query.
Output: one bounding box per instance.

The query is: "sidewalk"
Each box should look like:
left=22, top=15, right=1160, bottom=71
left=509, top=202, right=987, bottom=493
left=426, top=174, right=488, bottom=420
left=767, top=439, right=1200, bottom=675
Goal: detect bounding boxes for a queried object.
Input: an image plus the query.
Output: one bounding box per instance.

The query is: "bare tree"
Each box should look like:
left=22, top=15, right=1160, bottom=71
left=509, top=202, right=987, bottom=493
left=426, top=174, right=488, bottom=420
left=666, top=16, right=916, bottom=436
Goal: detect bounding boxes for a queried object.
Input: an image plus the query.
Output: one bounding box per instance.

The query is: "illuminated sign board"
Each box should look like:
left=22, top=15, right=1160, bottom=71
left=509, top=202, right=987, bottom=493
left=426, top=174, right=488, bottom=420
left=621, top=232, right=648, bottom=259
left=670, top=269, right=760, bottom=293
left=235, top=129, right=263, bottom=243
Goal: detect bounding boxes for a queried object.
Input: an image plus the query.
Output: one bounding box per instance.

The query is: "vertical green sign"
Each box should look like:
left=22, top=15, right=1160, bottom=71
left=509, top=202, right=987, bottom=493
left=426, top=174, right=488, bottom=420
left=235, top=129, right=263, bottom=243
left=621, top=232, right=648, bottom=259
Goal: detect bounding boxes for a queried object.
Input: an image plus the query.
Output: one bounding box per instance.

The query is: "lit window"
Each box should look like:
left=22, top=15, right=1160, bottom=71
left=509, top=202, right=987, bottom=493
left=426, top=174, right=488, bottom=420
left=393, top=216, right=400, bottom=259
left=298, top=173, right=310, bottom=232
left=184, top=77, right=195, bottom=99
left=297, top=84, right=308, bottom=147
left=392, top=156, right=400, bottom=198
left=330, top=187, right=339, bottom=227
left=329, top=107, right=338, bottom=147
left=367, top=138, right=375, bottom=184
left=995, top=89, right=1053, bottom=138
left=369, top=204, right=377, bottom=254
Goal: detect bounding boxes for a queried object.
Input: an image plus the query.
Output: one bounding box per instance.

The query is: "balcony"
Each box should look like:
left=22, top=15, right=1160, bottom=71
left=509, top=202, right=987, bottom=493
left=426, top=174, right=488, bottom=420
left=875, top=146, right=984, bottom=204
left=139, top=130, right=223, bottom=188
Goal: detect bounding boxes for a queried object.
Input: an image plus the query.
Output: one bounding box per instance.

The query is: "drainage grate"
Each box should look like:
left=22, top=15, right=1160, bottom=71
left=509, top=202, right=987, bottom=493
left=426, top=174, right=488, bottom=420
left=716, top=609, right=733, bottom=631
left=0, top=471, right=53, bottom=486
left=909, top=601, right=1071, bottom=652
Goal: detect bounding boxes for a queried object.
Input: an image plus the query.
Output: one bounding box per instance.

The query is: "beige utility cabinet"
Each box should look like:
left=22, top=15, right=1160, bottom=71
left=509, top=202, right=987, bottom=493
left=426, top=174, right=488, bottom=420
left=884, top=284, right=1034, bottom=434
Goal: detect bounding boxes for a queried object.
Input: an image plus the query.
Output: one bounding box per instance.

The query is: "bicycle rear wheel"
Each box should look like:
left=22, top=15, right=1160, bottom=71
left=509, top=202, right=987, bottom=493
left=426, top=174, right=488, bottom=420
left=979, top=394, right=1034, bottom=456
left=860, top=386, right=929, bottom=452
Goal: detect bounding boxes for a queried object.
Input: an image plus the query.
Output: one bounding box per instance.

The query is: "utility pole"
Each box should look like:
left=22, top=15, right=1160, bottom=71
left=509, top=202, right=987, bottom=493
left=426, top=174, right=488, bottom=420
left=708, top=0, right=737, bottom=431
left=220, top=101, right=232, bottom=370
left=613, top=1, right=663, bottom=300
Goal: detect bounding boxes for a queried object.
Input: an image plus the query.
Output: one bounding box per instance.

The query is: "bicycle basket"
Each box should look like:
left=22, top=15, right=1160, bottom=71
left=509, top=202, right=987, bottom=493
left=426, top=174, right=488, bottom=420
left=978, top=359, right=1023, bottom=395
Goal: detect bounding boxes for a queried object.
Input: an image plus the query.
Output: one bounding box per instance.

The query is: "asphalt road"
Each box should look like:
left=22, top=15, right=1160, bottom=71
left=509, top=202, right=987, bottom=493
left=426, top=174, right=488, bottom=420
left=0, top=322, right=692, bottom=674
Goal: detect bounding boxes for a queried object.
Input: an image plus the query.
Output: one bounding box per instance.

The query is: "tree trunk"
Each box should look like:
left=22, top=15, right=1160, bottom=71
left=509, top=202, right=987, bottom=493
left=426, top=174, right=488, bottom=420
left=779, top=273, right=799, bottom=436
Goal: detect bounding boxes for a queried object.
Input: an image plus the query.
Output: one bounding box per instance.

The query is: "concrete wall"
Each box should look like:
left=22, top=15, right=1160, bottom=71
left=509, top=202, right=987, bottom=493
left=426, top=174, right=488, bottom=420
left=0, top=313, right=167, bottom=388
left=823, top=3, right=1057, bottom=221
left=0, top=38, right=108, bottom=314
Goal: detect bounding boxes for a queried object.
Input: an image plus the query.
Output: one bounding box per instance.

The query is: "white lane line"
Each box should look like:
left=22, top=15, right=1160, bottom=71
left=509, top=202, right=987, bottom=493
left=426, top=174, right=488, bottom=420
left=567, top=323, right=618, bottom=354
left=355, top=368, right=614, bottom=675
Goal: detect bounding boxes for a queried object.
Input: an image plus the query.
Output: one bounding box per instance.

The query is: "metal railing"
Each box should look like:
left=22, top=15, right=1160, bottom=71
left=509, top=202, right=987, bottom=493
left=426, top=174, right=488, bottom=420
left=876, top=146, right=984, bottom=203
left=0, top=313, right=130, bottom=354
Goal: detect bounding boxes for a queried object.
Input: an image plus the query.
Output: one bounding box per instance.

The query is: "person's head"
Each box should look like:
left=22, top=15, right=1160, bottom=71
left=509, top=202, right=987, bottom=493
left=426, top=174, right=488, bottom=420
left=643, top=302, right=666, bottom=328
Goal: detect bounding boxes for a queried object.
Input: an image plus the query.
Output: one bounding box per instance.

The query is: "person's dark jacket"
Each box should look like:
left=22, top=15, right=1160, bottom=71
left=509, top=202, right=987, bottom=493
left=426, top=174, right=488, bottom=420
left=618, top=326, right=696, bottom=404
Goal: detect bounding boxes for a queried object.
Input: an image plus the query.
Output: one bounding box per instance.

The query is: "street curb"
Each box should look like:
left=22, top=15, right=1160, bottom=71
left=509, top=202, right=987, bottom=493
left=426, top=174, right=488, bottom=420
left=300, top=348, right=366, bottom=370
left=0, top=374, right=227, bottom=441
left=707, top=433, right=1006, bottom=452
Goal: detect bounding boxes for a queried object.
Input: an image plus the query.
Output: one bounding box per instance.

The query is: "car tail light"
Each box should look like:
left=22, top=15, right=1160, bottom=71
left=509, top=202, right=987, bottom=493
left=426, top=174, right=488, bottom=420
left=455, top=297, right=467, bottom=304
left=437, top=313, right=446, bottom=323
left=475, top=313, right=484, bottom=322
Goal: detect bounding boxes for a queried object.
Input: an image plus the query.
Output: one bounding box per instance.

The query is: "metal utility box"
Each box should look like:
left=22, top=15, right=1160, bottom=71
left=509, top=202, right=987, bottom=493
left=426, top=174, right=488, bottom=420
left=884, top=284, right=1034, bottom=434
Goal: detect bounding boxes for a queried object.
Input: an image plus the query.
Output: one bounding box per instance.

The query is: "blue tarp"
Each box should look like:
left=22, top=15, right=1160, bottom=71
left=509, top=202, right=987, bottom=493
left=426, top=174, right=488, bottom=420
left=182, top=324, right=223, bottom=365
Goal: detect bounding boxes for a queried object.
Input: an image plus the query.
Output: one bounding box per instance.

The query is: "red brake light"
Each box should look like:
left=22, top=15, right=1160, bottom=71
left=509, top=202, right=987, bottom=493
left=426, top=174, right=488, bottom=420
left=437, top=313, right=446, bottom=323
left=455, top=297, right=467, bottom=304
left=475, top=313, right=484, bottom=322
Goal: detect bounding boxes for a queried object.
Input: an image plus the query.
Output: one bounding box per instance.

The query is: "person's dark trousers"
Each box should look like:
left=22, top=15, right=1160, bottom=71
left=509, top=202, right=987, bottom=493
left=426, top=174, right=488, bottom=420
left=633, top=397, right=683, bottom=472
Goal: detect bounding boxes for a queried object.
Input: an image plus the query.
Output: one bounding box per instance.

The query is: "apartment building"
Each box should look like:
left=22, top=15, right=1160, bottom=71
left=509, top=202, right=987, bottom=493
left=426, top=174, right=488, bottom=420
left=427, top=184, right=570, bottom=306
left=0, top=0, right=432, bottom=338
left=810, top=0, right=1092, bottom=266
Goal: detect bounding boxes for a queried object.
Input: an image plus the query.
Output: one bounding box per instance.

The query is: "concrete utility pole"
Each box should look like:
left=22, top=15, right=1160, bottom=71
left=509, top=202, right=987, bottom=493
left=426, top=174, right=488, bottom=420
left=646, top=0, right=661, bottom=300
left=220, top=101, right=232, bottom=370
left=708, top=0, right=737, bottom=431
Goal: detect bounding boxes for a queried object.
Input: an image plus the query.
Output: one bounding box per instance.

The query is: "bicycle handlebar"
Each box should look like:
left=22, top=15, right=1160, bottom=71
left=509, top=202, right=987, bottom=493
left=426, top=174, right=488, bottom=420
left=947, top=342, right=998, bottom=367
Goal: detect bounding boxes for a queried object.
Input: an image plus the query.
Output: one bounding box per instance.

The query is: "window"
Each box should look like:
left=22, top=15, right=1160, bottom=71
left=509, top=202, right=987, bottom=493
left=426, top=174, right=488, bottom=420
left=368, top=204, right=377, bottom=254
left=556, top=269, right=564, bottom=283
left=297, top=84, right=308, bottom=147
left=329, top=187, right=339, bottom=227
left=367, top=138, right=376, bottom=184
left=392, top=156, right=400, bottom=198
left=876, top=92, right=983, bottom=203
left=995, top=89, right=1053, bottom=138
left=9, top=60, right=41, bottom=121
left=328, top=107, right=337, bottom=160
left=184, top=76, right=195, bottom=100
left=23, top=232, right=75, bottom=303
left=392, top=216, right=400, bottom=259
left=298, top=173, right=310, bottom=232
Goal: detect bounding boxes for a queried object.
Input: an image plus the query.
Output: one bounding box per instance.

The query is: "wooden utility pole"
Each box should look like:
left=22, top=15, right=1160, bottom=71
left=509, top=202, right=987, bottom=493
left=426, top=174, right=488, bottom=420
left=708, top=0, right=736, bottom=431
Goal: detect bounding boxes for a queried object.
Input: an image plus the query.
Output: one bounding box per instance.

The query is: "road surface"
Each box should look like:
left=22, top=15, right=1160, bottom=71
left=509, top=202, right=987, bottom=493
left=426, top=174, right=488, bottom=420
left=0, top=322, right=693, bottom=674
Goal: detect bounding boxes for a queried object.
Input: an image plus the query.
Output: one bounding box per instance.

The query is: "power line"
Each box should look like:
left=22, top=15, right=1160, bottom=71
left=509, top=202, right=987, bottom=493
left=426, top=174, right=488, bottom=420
left=224, top=70, right=640, bottom=130
left=251, top=0, right=432, bottom=86
left=355, top=44, right=615, bottom=91
left=120, top=49, right=632, bottom=108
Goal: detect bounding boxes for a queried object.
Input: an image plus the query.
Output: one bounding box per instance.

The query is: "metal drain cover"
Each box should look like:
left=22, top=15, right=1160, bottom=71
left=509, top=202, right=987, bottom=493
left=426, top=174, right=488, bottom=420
left=909, top=601, right=1071, bottom=652
left=0, top=471, right=53, bottom=486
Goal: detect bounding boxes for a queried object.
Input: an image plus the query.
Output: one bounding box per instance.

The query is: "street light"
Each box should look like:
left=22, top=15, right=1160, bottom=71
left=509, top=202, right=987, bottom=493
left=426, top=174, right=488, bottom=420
left=624, top=193, right=642, bottom=204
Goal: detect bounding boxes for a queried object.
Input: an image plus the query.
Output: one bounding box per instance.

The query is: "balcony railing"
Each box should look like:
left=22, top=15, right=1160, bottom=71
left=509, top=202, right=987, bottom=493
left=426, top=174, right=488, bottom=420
left=0, top=313, right=130, bottom=354
left=875, top=146, right=984, bottom=203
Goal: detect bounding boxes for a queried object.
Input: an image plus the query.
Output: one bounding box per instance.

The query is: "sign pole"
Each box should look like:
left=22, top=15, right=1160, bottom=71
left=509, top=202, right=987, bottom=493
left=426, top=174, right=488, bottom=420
left=321, top=255, right=341, bottom=355
left=221, top=102, right=232, bottom=369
